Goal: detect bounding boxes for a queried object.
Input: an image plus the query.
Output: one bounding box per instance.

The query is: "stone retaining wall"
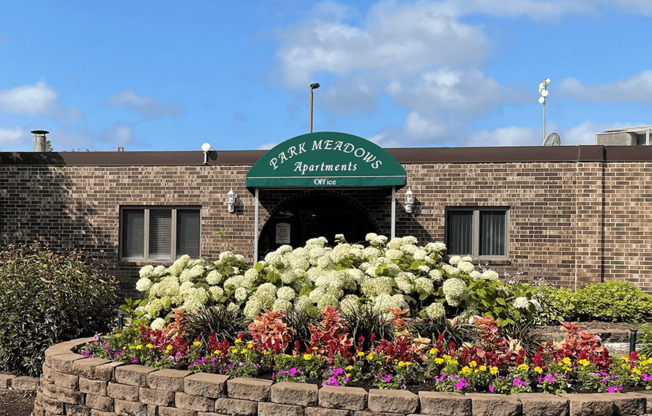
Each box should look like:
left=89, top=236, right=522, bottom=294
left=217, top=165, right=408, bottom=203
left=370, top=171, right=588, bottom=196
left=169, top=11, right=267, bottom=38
left=31, top=338, right=652, bottom=416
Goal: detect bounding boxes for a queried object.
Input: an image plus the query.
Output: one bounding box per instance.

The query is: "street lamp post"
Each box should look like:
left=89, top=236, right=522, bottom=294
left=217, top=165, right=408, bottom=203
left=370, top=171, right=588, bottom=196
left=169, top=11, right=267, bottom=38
left=309, top=83, right=320, bottom=133
left=538, top=78, right=550, bottom=144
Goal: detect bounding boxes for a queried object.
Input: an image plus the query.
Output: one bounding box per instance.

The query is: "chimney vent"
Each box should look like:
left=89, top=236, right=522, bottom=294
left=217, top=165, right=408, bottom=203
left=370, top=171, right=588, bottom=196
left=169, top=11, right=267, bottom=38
left=31, top=130, right=49, bottom=152
left=117, top=147, right=125, bottom=152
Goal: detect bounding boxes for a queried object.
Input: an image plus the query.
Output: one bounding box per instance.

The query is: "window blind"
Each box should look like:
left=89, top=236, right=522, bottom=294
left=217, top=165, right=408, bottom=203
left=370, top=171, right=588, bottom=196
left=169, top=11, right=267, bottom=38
left=177, top=210, right=200, bottom=258
left=149, top=210, right=172, bottom=260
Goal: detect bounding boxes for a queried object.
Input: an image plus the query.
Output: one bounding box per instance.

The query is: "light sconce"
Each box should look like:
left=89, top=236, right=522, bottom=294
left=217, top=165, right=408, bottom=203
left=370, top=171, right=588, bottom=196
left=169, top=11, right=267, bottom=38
left=202, top=142, right=212, bottom=165
left=405, top=188, right=414, bottom=213
left=227, top=189, right=236, bottom=213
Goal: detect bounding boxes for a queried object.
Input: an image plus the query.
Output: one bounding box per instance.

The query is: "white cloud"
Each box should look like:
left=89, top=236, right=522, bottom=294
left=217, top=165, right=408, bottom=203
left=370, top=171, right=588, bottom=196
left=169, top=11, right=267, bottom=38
left=0, top=126, right=25, bottom=149
left=276, top=1, right=489, bottom=89
left=0, top=81, right=81, bottom=125
left=404, top=112, right=447, bottom=140
left=558, top=71, right=652, bottom=103
left=106, top=89, right=185, bottom=119
left=467, top=126, right=539, bottom=146
left=257, top=142, right=278, bottom=150
left=100, top=123, right=135, bottom=146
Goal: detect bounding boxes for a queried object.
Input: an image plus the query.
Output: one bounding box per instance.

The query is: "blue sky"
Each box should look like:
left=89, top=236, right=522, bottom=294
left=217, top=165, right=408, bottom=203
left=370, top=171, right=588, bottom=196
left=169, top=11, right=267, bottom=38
left=0, top=0, right=650, bottom=152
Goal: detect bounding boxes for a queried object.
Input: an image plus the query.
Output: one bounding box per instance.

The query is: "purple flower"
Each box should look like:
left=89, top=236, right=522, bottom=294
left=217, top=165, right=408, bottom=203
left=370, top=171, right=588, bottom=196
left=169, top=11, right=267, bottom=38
left=489, top=384, right=494, bottom=393
left=544, top=374, right=556, bottom=383
left=608, top=386, right=616, bottom=394
left=130, top=357, right=138, bottom=364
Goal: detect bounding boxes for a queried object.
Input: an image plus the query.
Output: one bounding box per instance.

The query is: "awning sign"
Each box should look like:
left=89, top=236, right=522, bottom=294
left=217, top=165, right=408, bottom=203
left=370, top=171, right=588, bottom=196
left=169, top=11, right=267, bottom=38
left=246, top=132, right=407, bottom=188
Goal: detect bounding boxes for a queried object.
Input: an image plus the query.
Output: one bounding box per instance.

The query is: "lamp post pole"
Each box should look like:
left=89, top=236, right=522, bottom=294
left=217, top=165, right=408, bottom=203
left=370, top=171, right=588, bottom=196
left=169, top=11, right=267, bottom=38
left=309, top=83, right=320, bottom=133
left=539, top=78, right=550, bottom=144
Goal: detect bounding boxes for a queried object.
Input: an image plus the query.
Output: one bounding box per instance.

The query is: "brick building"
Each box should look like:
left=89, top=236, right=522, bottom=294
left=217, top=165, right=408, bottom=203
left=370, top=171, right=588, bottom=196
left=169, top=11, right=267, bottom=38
left=2, top=131, right=652, bottom=297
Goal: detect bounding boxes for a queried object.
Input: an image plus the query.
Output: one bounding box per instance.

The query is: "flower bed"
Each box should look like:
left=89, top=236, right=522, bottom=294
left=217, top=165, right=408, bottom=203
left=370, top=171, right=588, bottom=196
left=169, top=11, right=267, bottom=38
left=32, top=338, right=652, bottom=416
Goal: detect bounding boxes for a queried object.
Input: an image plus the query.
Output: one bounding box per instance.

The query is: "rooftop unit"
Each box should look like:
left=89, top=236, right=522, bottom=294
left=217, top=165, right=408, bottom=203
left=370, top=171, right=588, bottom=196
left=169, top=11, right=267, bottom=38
left=595, top=125, right=652, bottom=146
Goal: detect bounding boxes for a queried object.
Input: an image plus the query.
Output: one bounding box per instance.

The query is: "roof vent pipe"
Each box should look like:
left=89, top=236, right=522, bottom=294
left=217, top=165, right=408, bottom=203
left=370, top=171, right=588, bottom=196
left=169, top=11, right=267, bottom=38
left=31, top=130, right=49, bottom=152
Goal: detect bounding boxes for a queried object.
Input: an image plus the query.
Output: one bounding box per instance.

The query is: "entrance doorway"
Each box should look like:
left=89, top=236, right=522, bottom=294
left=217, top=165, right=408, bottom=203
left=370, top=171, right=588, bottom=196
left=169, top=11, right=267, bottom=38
left=258, top=192, right=378, bottom=257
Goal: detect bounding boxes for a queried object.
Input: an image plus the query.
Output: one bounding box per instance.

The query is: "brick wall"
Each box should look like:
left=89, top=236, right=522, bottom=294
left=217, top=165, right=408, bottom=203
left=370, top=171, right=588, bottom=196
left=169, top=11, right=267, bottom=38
left=2, top=148, right=652, bottom=296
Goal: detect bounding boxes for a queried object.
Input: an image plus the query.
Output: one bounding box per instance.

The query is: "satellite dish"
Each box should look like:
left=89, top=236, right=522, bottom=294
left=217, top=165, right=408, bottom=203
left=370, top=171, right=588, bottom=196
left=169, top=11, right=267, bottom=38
left=543, top=132, right=561, bottom=146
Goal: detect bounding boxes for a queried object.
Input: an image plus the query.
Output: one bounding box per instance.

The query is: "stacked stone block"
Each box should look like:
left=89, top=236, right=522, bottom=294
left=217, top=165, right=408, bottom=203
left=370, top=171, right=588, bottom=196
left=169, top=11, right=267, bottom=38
left=27, top=338, right=652, bottom=416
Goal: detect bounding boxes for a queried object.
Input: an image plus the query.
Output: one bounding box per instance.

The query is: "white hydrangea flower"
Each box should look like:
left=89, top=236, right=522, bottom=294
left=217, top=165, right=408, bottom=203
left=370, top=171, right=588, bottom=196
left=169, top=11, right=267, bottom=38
left=365, top=233, right=378, bottom=242
left=308, top=287, right=326, bottom=303
left=158, top=275, right=180, bottom=297
left=386, top=249, right=404, bottom=260
left=234, top=287, right=248, bottom=302
left=280, top=270, right=298, bottom=284
left=139, top=265, right=154, bottom=279
left=424, top=302, right=446, bottom=320
left=168, top=255, right=190, bottom=276
left=395, top=274, right=414, bottom=294
left=152, top=265, right=167, bottom=276
left=226, top=302, right=240, bottom=313
left=209, top=286, right=224, bottom=301
left=481, top=270, right=499, bottom=281
left=206, top=270, right=223, bottom=285
left=179, top=269, right=193, bottom=283
left=470, top=271, right=482, bottom=280
left=294, top=295, right=312, bottom=312
left=317, top=293, right=339, bottom=310
left=448, top=256, right=462, bottom=266
left=458, top=261, right=475, bottom=274
left=306, top=237, right=327, bottom=247
left=136, top=277, right=153, bottom=293
left=289, top=254, right=310, bottom=271
left=316, top=256, right=332, bottom=270
left=340, top=295, right=359, bottom=314
left=218, top=251, right=235, bottom=261
left=190, top=264, right=205, bottom=278
left=243, top=299, right=262, bottom=319
left=264, top=252, right=283, bottom=266
left=181, top=288, right=209, bottom=312
left=401, top=244, right=417, bottom=255
left=277, top=286, right=296, bottom=301
left=277, top=245, right=293, bottom=254
left=442, top=278, right=467, bottom=307
left=415, top=277, right=434, bottom=296
left=441, top=264, right=461, bottom=277
left=179, top=281, right=195, bottom=295
left=413, top=249, right=427, bottom=260
left=361, top=276, right=393, bottom=297
left=150, top=318, right=166, bottom=330
left=272, top=299, right=292, bottom=312
left=425, top=242, right=447, bottom=253
left=513, top=297, right=530, bottom=309
left=403, top=236, right=418, bottom=245
left=418, top=265, right=431, bottom=274
left=346, top=268, right=365, bottom=285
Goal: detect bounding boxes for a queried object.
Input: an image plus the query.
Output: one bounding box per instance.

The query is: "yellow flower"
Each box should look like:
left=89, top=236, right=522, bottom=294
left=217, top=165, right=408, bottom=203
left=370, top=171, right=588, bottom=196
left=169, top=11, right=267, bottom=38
left=115, top=333, right=122, bottom=338
left=633, top=368, right=642, bottom=375
left=469, top=361, right=477, bottom=368
left=247, top=343, right=254, bottom=349
left=346, top=373, right=351, bottom=378
left=578, top=359, right=590, bottom=367
left=165, top=345, right=173, bottom=352
left=346, top=365, right=353, bottom=370
left=358, top=352, right=365, bottom=357
left=429, top=348, right=438, bottom=355
left=367, top=353, right=374, bottom=361
left=562, top=357, right=571, bottom=366
left=241, top=349, right=247, bottom=354
left=518, top=364, right=528, bottom=371
left=398, top=361, right=412, bottom=367
left=231, top=348, right=238, bottom=354
left=620, top=356, right=629, bottom=363
left=214, top=350, right=221, bottom=355
left=460, top=366, right=472, bottom=375
left=235, top=339, right=242, bottom=344
left=146, top=343, right=154, bottom=349
left=435, top=358, right=444, bottom=365
left=622, top=364, right=630, bottom=370
left=534, top=367, right=543, bottom=374
left=312, top=347, right=318, bottom=351
left=193, top=341, right=201, bottom=347
left=303, top=354, right=312, bottom=361
left=479, top=365, right=487, bottom=372
left=490, top=367, right=499, bottom=375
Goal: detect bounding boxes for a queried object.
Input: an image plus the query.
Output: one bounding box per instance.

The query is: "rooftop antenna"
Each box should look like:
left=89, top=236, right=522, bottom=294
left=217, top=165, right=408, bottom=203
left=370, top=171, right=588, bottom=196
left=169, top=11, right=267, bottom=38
left=538, top=78, right=551, bottom=144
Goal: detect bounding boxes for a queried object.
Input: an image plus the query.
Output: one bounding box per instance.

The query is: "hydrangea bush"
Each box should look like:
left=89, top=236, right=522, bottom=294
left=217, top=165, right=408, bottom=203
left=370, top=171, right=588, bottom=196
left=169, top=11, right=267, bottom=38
left=132, top=234, right=539, bottom=329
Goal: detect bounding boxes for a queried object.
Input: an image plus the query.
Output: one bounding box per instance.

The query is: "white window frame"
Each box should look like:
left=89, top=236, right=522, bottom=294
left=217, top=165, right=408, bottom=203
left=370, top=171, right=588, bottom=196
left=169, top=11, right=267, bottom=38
left=119, top=206, right=201, bottom=261
left=445, top=206, right=509, bottom=259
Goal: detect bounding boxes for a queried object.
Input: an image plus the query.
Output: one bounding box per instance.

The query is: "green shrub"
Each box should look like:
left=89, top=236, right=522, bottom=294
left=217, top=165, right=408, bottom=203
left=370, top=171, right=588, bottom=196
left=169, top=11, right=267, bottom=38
left=535, top=284, right=577, bottom=323
left=574, top=280, right=652, bottom=322
left=0, top=244, right=119, bottom=376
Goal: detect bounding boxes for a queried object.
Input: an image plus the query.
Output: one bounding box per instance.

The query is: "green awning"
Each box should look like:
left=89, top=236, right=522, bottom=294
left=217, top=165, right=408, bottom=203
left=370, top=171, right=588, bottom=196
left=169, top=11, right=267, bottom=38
left=246, top=132, right=406, bottom=189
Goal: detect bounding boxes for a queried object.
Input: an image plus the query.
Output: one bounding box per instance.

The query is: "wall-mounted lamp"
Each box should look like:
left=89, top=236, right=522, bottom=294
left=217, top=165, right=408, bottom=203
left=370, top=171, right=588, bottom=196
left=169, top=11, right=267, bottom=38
left=405, top=188, right=414, bottom=213
left=202, top=142, right=212, bottom=165
left=227, top=189, right=236, bottom=213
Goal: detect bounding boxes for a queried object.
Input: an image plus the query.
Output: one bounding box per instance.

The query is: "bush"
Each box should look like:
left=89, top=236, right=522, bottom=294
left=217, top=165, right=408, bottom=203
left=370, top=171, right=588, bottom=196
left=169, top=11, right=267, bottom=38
left=574, top=280, right=652, bottom=322
left=0, top=244, right=119, bottom=376
left=536, top=280, right=652, bottom=323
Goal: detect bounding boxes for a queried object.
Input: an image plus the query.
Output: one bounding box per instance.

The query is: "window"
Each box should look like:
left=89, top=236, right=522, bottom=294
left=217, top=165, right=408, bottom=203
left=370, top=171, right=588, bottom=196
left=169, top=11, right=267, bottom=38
left=445, top=207, right=508, bottom=258
left=120, top=207, right=200, bottom=261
